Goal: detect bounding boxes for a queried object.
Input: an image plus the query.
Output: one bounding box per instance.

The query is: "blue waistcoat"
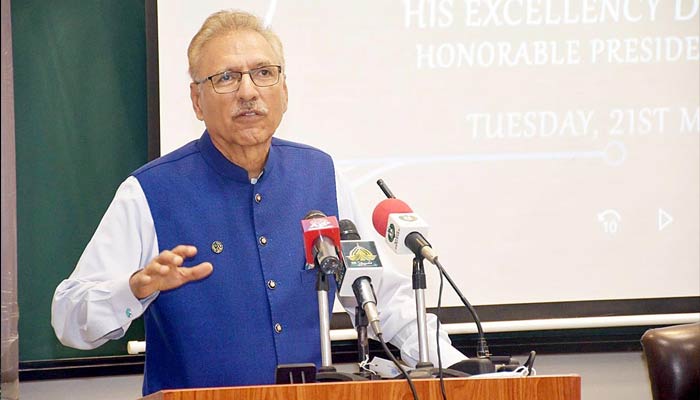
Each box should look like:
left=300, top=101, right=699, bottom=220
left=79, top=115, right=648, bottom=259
left=133, top=132, right=338, bottom=395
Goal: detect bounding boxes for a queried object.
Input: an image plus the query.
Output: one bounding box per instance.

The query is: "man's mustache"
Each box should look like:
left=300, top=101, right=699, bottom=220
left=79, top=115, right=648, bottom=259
left=235, top=100, right=268, bottom=116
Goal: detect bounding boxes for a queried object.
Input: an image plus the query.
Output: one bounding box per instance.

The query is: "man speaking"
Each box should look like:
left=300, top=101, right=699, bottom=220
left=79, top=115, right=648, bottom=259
left=51, top=9, right=466, bottom=395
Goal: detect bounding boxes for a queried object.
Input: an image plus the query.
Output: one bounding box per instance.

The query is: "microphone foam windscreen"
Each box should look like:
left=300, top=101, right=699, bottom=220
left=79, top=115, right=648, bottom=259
left=371, top=198, right=413, bottom=235
left=304, top=210, right=327, bottom=219
left=339, top=219, right=361, bottom=241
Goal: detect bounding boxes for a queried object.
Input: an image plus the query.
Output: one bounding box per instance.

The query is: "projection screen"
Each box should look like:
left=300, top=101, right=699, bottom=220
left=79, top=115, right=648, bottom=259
left=154, top=0, right=700, bottom=332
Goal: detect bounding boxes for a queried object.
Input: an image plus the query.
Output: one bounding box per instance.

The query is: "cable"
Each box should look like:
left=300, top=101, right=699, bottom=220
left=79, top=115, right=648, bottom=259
left=377, top=332, right=420, bottom=400
left=436, top=266, right=447, bottom=400
left=434, top=258, right=490, bottom=358
left=524, top=350, right=537, bottom=375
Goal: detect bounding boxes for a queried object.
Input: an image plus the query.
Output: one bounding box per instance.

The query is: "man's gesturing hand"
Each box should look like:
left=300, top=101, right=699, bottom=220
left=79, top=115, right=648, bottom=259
left=129, top=245, right=213, bottom=299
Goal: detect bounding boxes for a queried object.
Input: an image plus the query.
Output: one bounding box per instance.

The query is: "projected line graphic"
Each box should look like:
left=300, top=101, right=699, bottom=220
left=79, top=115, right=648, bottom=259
left=337, top=141, right=627, bottom=189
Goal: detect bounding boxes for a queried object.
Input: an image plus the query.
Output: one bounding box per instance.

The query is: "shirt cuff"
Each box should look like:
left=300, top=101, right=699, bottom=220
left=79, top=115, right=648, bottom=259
left=109, top=275, right=157, bottom=327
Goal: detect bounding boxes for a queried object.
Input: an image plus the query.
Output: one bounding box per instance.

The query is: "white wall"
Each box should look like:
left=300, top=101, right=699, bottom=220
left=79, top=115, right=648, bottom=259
left=18, top=352, right=653, bottom=400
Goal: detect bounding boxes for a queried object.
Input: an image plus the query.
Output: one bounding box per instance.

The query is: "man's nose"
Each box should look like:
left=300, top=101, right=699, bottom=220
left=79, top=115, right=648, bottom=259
left=236, top=73, right=259, bottom=100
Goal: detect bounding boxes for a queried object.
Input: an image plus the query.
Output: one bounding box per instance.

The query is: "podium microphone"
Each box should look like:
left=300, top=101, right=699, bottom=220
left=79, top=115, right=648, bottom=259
left=301, top=210, right=342, bottom=274
left=372, top=179, right=493, bottom=362
left=300, top=211, right=339, bottom=374
left=337, top=219, right=383, bottom=336
left=339, top=220, right=421, bottom=397
left=371, top=198, right=438, bottom=265
left=281, top=212, right=366, bottom=383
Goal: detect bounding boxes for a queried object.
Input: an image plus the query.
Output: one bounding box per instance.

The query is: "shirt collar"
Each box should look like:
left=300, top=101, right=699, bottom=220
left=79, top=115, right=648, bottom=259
left=197, top=130, right=275, bottom=183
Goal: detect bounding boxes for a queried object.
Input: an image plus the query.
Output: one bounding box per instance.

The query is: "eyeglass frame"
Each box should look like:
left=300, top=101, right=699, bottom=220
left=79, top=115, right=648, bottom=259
left=194, top=65, right=283, bottom=94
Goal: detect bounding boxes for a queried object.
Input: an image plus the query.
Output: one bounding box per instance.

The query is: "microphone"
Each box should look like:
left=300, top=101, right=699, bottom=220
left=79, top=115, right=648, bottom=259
left=301, top=210, right=342, bottom=275
left=372, top=179, right=494, bottom=362
left=337, top=219, right=383, bottom=336
left=352, top=278, right=381, bottom=337
left=371, top=198, right=438, bottom=264
left=339, top=218, right=361, bottom=240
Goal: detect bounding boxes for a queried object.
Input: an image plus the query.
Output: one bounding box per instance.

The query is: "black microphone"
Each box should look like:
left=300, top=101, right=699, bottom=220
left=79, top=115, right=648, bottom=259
left=337, top=219, right=383, bottom=336
left=339, top=219, right=361, bottom=240
left=352, top=277, right=381, bottom=336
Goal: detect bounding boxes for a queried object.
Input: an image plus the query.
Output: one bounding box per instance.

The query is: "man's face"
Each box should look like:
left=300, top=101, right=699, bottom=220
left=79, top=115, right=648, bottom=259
left=190, top=30, right=288, bottom=150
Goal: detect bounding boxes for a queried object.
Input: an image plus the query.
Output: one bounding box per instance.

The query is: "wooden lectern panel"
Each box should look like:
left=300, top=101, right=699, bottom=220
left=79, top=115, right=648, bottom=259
left=141, top=375, right=580, bottom=400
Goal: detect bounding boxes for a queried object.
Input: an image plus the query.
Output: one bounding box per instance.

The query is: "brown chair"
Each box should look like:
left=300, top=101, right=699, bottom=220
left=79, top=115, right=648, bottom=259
left=641, top=322, right=700, bottom=400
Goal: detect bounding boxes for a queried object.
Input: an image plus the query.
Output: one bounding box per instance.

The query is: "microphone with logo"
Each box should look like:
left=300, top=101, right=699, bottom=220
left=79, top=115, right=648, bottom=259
left=371, top=193, right=440, bottom=374
left=337, top=219, right=383, bottom=376
left=372, top=179, right=498, bottom=376
left=372, top=196, right=437, bottom=265
left=299, top=211, right=366, bottom=382
left=301, top=210, right=342, bottom=275
left=337, top=219, right=383, bottom=336
left=338, top=219, right=422, bottom=394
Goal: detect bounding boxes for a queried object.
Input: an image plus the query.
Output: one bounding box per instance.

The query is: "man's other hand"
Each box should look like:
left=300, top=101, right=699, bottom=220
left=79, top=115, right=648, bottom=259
left=129, top=245, right=213, bottom=299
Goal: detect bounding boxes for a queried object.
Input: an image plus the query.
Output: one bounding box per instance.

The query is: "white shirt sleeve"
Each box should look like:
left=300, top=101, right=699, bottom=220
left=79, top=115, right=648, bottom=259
left=51, top=176, right=159, bottom=350
left=334, top=170, right=468, bottom=367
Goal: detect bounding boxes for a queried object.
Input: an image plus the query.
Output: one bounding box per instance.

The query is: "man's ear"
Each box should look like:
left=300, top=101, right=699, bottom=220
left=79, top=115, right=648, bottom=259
left=281, top=76, right=288, bottom=114
left=190, top=82, right=205, bottom=121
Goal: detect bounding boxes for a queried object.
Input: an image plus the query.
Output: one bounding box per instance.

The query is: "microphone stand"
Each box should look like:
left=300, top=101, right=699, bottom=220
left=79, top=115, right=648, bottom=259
left=316, top=272, right=334, bottom=371
left=409, top=256, right=468, bottom=378
left=354, top=306, right=380, bottom=379
left=315, top=269, right=367, bottom=382
left=411, top=256, right=433, bottom=376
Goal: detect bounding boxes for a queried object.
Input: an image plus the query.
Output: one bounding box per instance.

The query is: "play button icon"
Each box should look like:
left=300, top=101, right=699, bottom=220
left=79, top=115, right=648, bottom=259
left=658, top=208, right=673, bottom=231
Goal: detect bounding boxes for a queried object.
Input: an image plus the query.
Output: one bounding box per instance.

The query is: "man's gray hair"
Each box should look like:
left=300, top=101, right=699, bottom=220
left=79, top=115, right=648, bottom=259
left=187, top=10, right=285, bottom=82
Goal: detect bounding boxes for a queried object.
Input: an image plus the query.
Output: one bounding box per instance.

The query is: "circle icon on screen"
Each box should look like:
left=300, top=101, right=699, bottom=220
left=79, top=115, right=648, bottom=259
left=597, top=209, right=621, bottom=235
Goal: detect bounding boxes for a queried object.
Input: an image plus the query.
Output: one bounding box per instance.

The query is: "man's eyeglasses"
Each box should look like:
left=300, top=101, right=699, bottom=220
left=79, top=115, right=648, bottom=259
left=196, top=65, right=282, bottom=94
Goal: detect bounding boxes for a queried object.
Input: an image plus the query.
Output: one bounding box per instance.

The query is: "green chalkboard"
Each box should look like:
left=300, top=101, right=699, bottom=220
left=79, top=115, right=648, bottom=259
left=13, top=0, right=148, bottom=362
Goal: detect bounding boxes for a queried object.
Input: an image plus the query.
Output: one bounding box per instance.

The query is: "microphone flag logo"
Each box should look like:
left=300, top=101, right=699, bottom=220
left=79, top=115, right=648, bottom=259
left=387, top=223, right=396, bottom=242
left=309, top=218, right=332, bottom=229
left=341, top=241, right=382, bottom=269
left=348, top=244, right=377, bottom=263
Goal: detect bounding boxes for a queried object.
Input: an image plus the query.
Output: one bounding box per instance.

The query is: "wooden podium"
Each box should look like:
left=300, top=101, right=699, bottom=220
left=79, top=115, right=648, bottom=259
left=140, top=374, right=580, bottom=400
